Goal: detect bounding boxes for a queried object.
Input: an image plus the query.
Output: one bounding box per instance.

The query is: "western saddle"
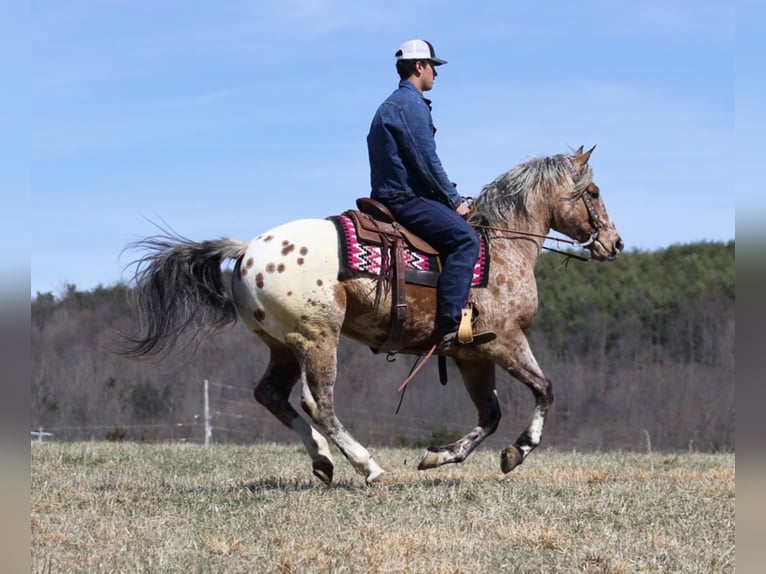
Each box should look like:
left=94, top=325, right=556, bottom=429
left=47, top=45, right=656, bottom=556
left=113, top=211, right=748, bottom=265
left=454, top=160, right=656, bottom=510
left=344, top=198, right=453, bottom=354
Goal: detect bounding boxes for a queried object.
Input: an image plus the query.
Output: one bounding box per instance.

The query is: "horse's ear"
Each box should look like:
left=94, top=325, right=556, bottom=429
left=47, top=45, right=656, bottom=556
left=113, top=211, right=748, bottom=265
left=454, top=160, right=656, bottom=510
left=572, top=145, right=596, bottom=170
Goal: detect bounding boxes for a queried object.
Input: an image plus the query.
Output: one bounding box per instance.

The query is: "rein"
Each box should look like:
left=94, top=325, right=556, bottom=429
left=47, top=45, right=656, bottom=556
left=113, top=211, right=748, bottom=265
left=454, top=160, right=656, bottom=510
left=542, top=245, right=590, bottom=263
left=472, top=224, right=572, bottom=243
left=471, top=224, right=592, bottom=262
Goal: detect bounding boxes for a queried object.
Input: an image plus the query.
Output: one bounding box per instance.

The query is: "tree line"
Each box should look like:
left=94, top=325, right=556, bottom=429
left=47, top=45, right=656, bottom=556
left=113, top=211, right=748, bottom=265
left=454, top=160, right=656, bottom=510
left=31, top=240, right=734, bottom=452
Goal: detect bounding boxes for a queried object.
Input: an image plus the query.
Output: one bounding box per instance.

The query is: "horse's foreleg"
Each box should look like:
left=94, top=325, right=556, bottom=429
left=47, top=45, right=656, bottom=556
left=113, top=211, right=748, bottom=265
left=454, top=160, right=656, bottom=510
left=288, top=333, right=386, bottom=485
left=254, top=345, right=335, bottom=485
left=500, top=340, right=553, bottom=473
left=418, top=359, right=501, bottom=470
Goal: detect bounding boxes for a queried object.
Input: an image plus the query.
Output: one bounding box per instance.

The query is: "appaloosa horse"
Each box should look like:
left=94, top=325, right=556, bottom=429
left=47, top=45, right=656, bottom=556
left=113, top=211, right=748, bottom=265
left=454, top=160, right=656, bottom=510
left=123, top=145, right=622, bottom=485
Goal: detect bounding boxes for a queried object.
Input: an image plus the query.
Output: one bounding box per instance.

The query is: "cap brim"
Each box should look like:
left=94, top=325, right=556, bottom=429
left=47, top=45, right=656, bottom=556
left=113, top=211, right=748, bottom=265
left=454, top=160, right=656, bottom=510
left=430, top=58, right=447, bottom=66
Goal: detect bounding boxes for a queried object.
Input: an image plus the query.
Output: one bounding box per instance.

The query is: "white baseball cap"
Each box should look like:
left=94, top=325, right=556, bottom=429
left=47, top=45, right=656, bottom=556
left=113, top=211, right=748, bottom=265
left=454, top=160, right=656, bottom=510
left=395, top=39, right=447, bottom=66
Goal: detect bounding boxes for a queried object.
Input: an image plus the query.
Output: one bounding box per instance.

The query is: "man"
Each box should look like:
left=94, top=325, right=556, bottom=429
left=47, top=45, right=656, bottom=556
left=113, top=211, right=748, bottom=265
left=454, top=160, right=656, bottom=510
left=366, top=39, right=495, bottom=351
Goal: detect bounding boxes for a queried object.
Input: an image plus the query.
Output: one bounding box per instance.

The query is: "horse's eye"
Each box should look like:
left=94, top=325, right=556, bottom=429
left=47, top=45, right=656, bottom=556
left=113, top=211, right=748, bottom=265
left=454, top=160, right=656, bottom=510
left=587, top=185, right=600, bottom=199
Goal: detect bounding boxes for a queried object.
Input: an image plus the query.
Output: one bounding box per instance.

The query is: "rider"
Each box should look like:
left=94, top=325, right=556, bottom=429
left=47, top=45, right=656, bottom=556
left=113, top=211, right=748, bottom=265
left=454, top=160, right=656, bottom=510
left=366, top=39, right=495, bottom=351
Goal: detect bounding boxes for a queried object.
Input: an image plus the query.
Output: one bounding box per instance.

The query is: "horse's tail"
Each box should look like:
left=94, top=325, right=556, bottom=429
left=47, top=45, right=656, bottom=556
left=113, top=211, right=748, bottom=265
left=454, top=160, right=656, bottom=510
left=119, top=231, right=249, bottom=358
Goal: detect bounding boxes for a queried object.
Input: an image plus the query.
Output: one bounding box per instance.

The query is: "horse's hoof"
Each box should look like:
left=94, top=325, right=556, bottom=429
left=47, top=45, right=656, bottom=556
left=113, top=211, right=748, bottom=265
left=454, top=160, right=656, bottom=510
left=312, top=456, right=334, bottom=486
left=501, top=445, right=524, bottom=474
left=366, top=468, right=389, bottom=486
left=417, top=448, right=442, bottom=470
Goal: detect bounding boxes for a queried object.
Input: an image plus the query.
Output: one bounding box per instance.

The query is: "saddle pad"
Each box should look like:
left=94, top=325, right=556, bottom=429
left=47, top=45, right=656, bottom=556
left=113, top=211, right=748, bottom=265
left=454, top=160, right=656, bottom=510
left=329, top=214, right=490, bottom=288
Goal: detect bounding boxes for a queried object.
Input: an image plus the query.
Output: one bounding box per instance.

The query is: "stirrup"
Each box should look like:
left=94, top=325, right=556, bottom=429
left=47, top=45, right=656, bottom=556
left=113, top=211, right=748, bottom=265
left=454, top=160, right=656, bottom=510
left=437, top=330, right=496, bottom=353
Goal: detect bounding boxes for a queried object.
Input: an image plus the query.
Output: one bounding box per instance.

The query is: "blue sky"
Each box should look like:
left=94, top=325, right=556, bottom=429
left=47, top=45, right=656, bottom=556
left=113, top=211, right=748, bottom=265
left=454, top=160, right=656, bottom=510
left=23, top=1, right=738, bottom=297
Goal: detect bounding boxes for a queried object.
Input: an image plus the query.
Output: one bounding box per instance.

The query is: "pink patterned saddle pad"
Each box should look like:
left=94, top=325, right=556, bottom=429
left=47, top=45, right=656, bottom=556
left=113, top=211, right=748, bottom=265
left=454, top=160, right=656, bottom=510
left=328, top=214, right=489, bottom=288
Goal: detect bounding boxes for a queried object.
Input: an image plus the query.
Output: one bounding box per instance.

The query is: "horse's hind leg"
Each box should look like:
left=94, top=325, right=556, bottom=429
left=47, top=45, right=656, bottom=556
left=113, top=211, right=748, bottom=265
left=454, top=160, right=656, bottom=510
left=287, top=332, right=386, bottom=485
left=418, top=358, right=501, bottom=470
left=254, top=343, right=335, bottom=485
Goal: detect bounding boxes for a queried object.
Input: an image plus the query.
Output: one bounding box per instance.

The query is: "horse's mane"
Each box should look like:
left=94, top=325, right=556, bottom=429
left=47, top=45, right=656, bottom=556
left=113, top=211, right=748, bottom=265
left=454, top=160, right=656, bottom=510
left=471, top=153, right=594, bottom=226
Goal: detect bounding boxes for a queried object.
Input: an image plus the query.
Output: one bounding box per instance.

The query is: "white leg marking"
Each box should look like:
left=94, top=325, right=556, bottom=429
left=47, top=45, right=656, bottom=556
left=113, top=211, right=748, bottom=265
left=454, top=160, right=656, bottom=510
left=528, top=409, right=545, bottom=445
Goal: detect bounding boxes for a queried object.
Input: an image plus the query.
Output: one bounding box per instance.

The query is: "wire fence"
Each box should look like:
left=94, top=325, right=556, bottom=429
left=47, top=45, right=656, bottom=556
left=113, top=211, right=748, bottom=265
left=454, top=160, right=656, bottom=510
left=30, top=378, right=467, bottom=447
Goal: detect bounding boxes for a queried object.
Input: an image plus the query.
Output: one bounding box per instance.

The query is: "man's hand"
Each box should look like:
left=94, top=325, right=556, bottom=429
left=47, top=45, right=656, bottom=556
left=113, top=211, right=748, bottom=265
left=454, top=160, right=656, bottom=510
left=456, top=197, right=475, bottom=218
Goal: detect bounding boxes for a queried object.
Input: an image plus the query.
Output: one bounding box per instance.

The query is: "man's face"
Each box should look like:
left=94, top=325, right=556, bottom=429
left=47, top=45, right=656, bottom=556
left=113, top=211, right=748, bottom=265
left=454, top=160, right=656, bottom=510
left=419, top=60, right=437, bottom=91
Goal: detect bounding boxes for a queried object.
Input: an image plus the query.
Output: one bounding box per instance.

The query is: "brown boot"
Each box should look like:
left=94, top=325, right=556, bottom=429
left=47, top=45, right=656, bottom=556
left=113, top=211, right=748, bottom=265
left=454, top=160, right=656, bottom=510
left=437, top=330, right=496, bottom=353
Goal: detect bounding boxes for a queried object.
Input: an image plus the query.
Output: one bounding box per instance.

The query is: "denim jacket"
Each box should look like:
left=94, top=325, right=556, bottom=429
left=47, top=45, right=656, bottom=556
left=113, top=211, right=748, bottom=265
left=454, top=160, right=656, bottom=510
left=367, top=80, right=462, bottom=209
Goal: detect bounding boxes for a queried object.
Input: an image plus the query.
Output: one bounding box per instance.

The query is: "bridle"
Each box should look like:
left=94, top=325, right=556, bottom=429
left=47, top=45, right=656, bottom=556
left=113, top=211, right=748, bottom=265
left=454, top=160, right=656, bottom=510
left=577, top=185, right=605, bottom=248
left=566, top=156, right=606, bottom=250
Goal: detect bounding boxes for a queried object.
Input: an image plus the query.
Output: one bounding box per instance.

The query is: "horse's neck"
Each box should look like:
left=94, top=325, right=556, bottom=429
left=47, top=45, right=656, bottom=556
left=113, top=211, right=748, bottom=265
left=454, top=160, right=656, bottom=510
left=491, top=228, right=543, bottom=268
left=491, top=209, right=551, bottom=264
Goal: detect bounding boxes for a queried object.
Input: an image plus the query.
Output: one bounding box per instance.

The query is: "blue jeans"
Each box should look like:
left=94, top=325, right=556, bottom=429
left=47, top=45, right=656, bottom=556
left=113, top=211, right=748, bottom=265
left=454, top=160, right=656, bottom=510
left=383, top=195, right=479, bottom=334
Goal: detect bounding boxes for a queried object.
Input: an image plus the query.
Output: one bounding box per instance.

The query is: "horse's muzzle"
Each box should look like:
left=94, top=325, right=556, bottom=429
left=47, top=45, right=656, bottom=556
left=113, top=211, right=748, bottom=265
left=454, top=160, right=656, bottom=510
left=590, top=235, right=624, bottom=261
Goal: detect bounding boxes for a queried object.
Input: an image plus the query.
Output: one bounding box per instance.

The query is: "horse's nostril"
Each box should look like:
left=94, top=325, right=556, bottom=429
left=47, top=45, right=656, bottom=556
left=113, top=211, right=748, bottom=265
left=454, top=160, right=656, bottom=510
left=616, top=238, right=624, bottom=252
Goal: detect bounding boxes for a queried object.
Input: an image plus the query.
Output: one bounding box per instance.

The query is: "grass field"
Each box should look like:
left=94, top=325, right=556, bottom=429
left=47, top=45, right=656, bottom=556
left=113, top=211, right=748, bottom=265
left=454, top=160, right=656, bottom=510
left=31, top=442, right=734, bottom=573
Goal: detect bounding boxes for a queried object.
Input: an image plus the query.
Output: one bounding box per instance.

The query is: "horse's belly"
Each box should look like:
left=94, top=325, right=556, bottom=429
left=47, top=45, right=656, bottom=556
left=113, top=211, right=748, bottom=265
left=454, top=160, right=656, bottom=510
left=232, top=219, right=342, bottom=341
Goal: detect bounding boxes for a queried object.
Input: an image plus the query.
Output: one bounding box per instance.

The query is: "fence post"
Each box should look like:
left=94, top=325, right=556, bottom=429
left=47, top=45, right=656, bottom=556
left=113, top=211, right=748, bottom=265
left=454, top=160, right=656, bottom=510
left=31, top=428, right=53, bottom=442
left=204, top=379, right=212, bottom=447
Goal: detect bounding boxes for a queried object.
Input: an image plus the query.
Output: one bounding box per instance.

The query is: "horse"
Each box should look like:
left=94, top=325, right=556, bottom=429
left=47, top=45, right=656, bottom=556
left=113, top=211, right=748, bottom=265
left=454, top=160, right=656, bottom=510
left=122, top=145, right=623, bottom=485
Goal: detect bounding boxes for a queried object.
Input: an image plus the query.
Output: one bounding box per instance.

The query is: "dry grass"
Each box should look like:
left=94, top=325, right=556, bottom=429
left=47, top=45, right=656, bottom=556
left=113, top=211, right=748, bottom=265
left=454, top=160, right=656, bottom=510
left=31, top=443, right=735, bottom=573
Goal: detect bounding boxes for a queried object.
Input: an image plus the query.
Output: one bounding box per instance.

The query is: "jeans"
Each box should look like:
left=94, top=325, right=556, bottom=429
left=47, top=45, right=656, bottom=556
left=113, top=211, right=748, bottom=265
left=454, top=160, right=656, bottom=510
left=383, top=195, right=479, bottom=334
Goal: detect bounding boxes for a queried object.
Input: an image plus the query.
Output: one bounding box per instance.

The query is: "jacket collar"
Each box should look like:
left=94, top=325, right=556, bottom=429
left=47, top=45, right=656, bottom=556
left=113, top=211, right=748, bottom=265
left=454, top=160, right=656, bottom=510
left=399, top=80, right=432, bottom=109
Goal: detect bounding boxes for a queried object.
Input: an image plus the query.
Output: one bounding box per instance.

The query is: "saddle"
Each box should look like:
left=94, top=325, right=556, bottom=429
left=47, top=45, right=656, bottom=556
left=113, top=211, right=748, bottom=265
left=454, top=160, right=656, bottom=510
left=341, top=198, right=436, bottom=353
left=350, top=198, right=440, bottom=258
left=343, top=198, right=487, bottom=354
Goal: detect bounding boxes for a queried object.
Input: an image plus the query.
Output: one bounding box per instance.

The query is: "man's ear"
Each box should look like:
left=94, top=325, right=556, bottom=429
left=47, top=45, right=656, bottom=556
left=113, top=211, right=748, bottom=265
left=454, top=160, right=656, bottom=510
left=414, top=61, right=425, bottom=75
